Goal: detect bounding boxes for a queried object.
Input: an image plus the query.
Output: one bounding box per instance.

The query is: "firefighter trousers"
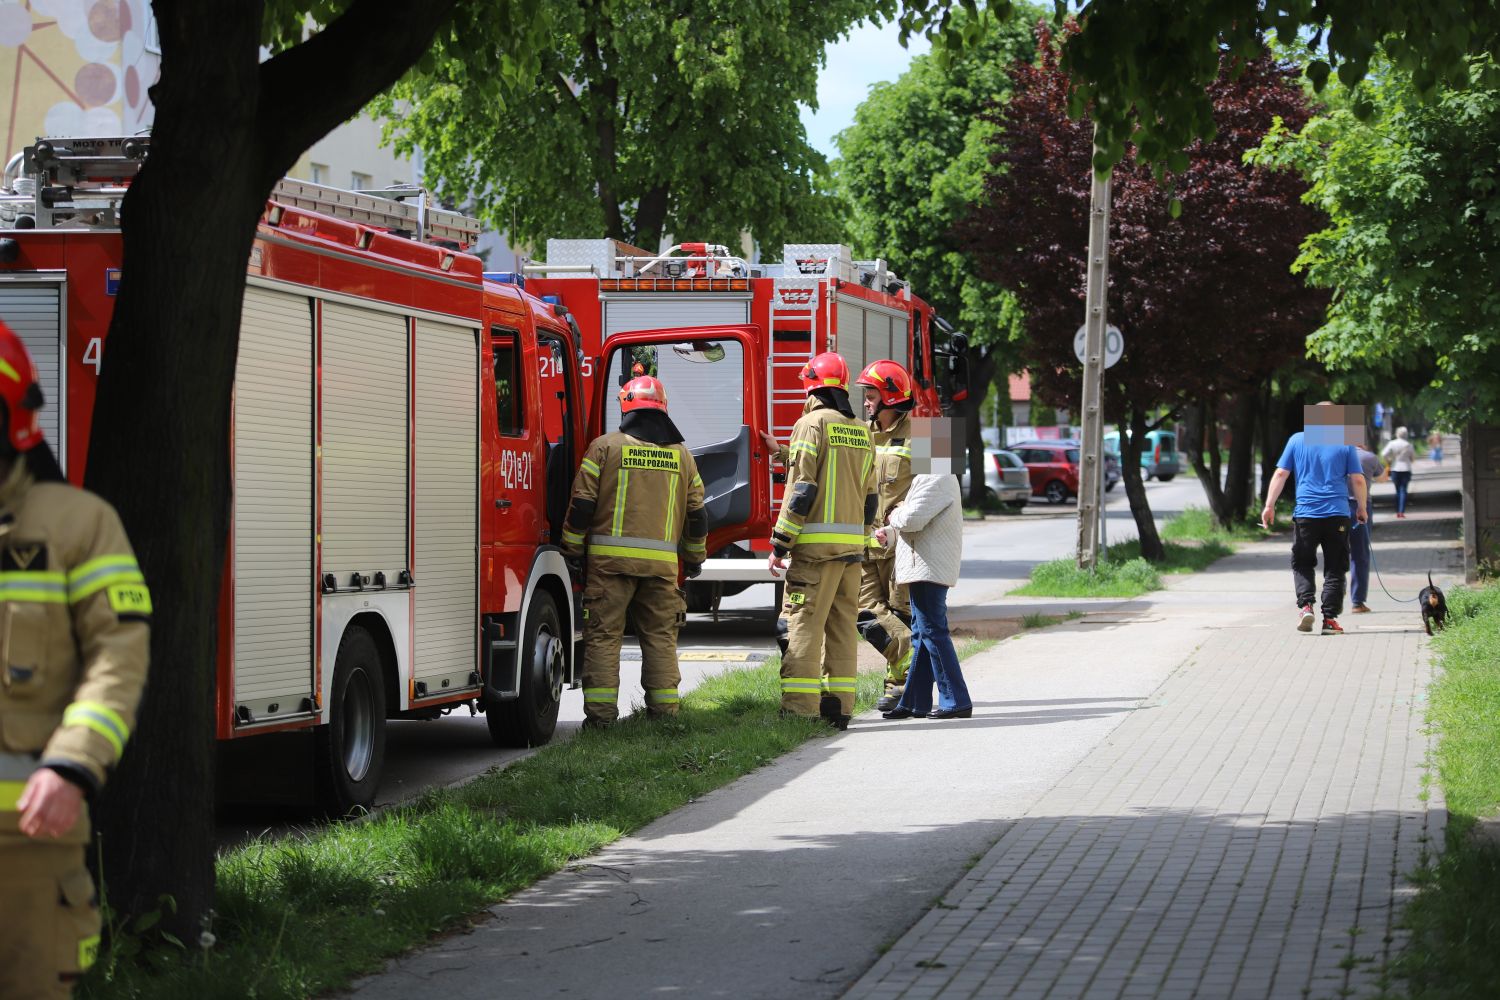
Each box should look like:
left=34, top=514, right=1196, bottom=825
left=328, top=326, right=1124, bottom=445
left=582, top=571, right=686, bottom=723
left=859, top=557, right=912, bottom=692
left=0, top=843, right=100, bottom=1000
left=779, top=557, right=862, bottom=717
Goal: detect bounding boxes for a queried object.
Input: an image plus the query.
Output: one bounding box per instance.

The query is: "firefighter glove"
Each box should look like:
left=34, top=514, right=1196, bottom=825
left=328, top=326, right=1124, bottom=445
left=684, top=561, right=703, bottom=579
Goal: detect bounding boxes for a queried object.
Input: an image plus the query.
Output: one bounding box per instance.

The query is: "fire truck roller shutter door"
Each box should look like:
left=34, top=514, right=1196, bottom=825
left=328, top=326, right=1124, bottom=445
left=412, top=318, right=480, bottom=693
left=233, top=285, right=316, bottom=717
left=0, top=282, right=62, bottom=454
left=837, top=300, right=865, bottom=385
left=601, top=296, right=749, bottom=340
left=605, top=337, right=751, bottom=530
left=321, top=302, right=410, bottom=584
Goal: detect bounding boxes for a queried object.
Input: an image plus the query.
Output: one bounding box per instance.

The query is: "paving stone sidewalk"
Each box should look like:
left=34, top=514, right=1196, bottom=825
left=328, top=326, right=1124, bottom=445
left=845, top=549, right=1443, bottom=1000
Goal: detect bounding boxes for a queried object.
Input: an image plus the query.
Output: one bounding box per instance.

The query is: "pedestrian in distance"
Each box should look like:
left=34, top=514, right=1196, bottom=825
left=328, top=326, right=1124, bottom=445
left=0, top=320, right=152, bottom=999
left=878, top=416, right=971, bottom=720
left=1349, top=441, right=1386, bottom=614
left=768, top=352, right=877, bottom=731
left=562, top=375, right=708, bottom=729
left=1381, top=427, right=1415, bottom=518
left=854, top=360, right=915, bottom=714
left=1427, top=428, right=1444, bottom=464
left=1261, top=403, right=1369, bottom=635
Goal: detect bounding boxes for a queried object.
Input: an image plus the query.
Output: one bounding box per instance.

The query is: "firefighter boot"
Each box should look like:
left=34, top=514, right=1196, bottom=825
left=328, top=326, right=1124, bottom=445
left=0, top=845, right=99, bottom=1000
left=632, top=575, right=685, bottom=719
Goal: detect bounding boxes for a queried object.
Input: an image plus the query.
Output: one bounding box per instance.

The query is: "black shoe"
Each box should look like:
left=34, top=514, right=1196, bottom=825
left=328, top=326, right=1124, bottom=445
left=580, top=717, right=613, bottom=731
left=882, top=707, right=927, bottom=720
left=827, top=715, right=851, bottom=731
left=926, top=707, right=973, bottom=720
left=875, top=694, right=899, bottom=713
left=819, top=695, right=842, bottom=721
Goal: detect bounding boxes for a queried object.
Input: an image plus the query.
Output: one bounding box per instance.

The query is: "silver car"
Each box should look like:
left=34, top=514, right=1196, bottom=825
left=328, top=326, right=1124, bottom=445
left=959, top=448, right=1030, bottom=509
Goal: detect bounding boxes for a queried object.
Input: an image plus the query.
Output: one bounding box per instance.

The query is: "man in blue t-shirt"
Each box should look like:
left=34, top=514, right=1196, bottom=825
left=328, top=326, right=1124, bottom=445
left=1261, top=413, right=1368, bottom=634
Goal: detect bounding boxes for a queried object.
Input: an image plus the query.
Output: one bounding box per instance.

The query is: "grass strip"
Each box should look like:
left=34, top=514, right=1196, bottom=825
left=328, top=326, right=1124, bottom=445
left=1020, top=610, right=1084, bottom=630
left=83, top=657, right=917, bottom=999
left=1010, top=508, right=1238, bottom=598
left=1160, top=504, right=1275, bottom=542
left=1386, top=583, right=1500, bottom=997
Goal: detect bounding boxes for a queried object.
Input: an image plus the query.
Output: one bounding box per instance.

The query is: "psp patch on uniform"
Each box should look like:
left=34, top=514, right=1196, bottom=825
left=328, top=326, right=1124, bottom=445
left=107, top=583, right=152, bottom=615
left=786, top=591, right=806, bottom=606
left=827, top=424, right=871, bottom=449
left=621, top=445, right=681, bottom=472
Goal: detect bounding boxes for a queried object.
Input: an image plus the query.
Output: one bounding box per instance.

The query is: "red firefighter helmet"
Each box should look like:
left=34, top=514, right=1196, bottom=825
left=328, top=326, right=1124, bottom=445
left=0, top=319, right=44, bottom=451
left=631, top=361, right=646, bottom=377
left=799, top=352, right=849, bottom=394
left=619, top=375, right=669, bottom=413
left=855, top=359, right=914, bottom=408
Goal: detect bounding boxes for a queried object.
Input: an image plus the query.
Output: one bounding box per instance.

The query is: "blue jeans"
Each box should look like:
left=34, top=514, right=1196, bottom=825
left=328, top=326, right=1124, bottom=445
left=1349, top=504, right=1371, bottom=605
left=1391, top=470, right=1411, bottom=514
left=895, top=581, right=972, bottom=714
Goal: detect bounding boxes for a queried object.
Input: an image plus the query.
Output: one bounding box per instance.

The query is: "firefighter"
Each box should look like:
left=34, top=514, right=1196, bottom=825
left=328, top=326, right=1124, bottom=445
left=768, top=352, right=876, bottom=730
left=854, top=360, right=915, bottom=712
left=563, top=375, right=707, bottom=727
left=0, top=320, right=150, bottom=999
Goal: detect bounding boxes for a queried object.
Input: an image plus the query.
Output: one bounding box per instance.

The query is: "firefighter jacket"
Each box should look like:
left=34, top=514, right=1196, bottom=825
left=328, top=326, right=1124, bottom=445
left=0, top=461, right=150, bottom=847
left=771, top=396, right=877, bottom=561
left=867, top=412, right=913, bottom=561
left=562, top=431, right=707, bottom=579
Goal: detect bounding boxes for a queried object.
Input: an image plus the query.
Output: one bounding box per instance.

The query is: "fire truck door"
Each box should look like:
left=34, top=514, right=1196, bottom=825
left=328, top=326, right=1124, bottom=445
left=535, top=329, right=579, bottom=545
left=592, top=325, right=768, bottom=553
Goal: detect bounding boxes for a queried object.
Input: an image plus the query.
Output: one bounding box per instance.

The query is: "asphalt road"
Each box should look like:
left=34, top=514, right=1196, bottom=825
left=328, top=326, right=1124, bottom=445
left=215, top=474, right=1205, bottom=840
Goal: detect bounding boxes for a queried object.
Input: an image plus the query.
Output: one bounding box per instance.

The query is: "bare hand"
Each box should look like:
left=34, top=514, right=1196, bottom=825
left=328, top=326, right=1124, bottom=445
left=1356, top=505, right=1368, bottom=524
left=17, top=769, right=84, bottom=839
left=768, top=554, right=789, bottom=578
left=759, top=431, right=779, bottom=455
left=875, top=528, right=888, bottom=546
left=1260, top=505, right=1275, bottom=530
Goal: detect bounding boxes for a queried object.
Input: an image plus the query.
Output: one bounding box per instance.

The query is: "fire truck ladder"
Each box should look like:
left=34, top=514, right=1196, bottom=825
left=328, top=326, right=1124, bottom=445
left=271, top=179, right=481, bottom=249
left=769, top=276, right=820, bottom=445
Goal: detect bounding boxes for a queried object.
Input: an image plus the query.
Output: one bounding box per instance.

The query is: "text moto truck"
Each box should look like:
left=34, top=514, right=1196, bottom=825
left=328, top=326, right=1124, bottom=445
left=0, top=137, right=773, bottom=813
left=526, top=239, right=968, bottom=613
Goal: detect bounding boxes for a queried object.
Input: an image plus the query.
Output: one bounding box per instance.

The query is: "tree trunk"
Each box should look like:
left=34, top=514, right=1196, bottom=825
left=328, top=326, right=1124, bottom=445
left=1121, top=406, right=1165, bottom=561
left=1185, top=399, right=1232, bottom=524
left=88, top=0, right=458, bottom=939
left=1258, top=380, right=1276, bottom=503
left=1221, top=391, right=1259, bottom=527
left=962, top=345, right=998, bottom=508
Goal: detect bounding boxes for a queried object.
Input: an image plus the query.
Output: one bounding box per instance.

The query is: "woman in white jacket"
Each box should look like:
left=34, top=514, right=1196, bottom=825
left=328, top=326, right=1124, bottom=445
left=876, top=471, right=972, bottom=720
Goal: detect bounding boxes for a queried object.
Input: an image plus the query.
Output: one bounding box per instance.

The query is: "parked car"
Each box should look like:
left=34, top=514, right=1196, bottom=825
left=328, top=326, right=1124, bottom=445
left=1011, top=442, right=1082, bottom=504
left=1104, top=430, right=1181, bottom=481
left=1011, top=439, right=1121, bottom=501
left=956, top=448, right=1031, bottom=509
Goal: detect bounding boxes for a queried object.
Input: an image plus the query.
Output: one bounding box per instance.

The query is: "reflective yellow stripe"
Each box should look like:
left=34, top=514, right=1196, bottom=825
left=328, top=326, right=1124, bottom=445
left=581, top=458, right=601, bottom=477
left=822, top=678, right=857, bottom=692
left=780, top=677, right=822, bottom=692
left=0, top=358, right=21, bottom=383
left=62, top=702, right=129, bottom=759
left=613, top=470, right=629, bottom=535
left=562, top=529, right=585, bottom=546
left=0, top=780, right=24, bottom=811
left=691, top=473, right=703, bottom=489
left=68, top=554, right=146, bottom=603
left=774, top=517, right=803, bottom=538
left=824, top=449, right=838, bottom=523
left=879, top=446, right=912, bottom=457
left=862, top=449, right=873, bottom=482
left=790, top=441, right=818, bottom=459
left=588, top=545, right=677, bottom=563
left=583, top=688, right=618, bottom=702
left=665, top=473, right=679, bottom=539
left=0, top=570, right=67, bottom=604
left=647, top=689, right=680, bottom=703
left=683, top=541, right=707, bottom=555
left=797, top=533, right=867, bottom=546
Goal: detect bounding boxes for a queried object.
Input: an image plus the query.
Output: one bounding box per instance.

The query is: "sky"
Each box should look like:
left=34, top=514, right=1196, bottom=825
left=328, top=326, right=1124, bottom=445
left=800, top=19, right=930, bottom=159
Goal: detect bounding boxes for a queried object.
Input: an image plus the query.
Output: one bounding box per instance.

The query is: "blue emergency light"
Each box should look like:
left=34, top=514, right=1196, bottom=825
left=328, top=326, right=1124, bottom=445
left=483, top=271, right=525, bottom=289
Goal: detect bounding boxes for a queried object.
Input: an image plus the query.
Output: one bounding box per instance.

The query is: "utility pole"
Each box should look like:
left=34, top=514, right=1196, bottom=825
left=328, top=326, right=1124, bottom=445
left=1076, top=135, right=1112, bottom=571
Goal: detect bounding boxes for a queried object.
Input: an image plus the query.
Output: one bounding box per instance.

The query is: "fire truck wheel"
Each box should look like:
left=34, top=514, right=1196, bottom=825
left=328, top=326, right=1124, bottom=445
left=486, top=591, right=564, bottom=748
left=684, top=582, right=715, bottom=614
left=315, top=626, right=388, bottom=816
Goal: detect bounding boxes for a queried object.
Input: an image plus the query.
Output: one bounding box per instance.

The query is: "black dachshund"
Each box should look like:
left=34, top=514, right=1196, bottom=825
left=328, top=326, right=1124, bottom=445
left=1420, top=573, right=1448, bottom=636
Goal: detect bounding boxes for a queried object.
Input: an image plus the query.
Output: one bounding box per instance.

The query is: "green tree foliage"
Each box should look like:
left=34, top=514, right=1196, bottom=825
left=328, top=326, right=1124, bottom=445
left=897, top=0, right=1500, bottom=177
left=381, top=0, right=899, bottom=250
left=1253, top=63, right=1500, bottom=425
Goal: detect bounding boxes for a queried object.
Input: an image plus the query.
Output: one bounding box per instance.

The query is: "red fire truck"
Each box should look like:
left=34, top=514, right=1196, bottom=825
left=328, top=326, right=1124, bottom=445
left=527, top=239, right=966, bottom=611
left=0, top=138, right=755, bottom=813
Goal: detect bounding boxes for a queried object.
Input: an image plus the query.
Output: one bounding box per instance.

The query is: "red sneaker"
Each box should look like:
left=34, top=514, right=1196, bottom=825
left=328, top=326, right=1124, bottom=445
left=1322, top=618, right=1344, bottom=635
left=1298, top=605, right=1315, bottom=632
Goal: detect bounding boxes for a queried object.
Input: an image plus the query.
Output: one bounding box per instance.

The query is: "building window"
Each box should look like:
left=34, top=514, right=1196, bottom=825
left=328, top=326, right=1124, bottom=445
left=309, top=163, right=327, bottom=184
left=351, top=171, right=371, bottom=190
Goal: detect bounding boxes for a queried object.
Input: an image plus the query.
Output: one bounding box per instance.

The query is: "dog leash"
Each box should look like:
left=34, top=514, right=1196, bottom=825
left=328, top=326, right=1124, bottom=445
left=1363, top=520, right=1420, bottom=604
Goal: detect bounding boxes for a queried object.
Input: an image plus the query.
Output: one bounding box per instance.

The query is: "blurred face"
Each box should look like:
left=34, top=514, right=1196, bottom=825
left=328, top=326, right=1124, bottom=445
left=863, top=387, right=880, bottom=421
left=910, top=416, right=963, bottom=476
left=1304, top=404, right=1367, bottom=446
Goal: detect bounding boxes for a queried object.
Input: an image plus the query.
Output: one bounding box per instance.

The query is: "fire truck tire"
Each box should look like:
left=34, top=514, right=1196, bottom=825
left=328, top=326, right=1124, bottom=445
left=486, top=591, right=564, bottom=749
left=314, top=625, right=388, bottom=816
left=684, top=582, right=715, bottom=614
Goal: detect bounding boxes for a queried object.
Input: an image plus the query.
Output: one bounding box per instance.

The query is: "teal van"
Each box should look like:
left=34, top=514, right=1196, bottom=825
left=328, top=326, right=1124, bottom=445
left=1103, top=430, right=1180, bottom=481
